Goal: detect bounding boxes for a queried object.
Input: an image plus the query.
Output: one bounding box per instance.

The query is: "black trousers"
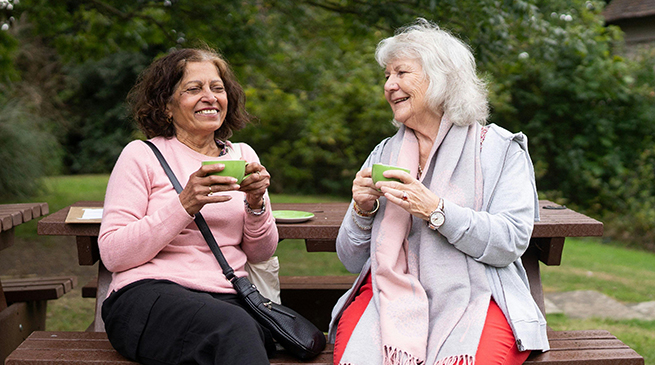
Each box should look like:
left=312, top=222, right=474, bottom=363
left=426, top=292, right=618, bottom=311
left=102, top=279, right=276, bottom=365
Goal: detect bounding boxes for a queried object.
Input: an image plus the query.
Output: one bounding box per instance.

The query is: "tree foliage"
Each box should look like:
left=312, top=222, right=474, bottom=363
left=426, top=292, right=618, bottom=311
left=0, top=90, right=62, bottom=200
left=1, top=0, right=655, bottom=246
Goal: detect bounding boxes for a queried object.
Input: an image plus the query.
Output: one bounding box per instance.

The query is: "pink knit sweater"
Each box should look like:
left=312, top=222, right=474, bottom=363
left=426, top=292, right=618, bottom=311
left=98, top=136, right=278, bottom=296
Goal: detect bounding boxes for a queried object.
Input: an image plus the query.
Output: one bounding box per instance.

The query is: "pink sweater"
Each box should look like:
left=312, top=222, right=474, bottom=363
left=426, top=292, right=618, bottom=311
left=98, top=136, right=278, bottom=295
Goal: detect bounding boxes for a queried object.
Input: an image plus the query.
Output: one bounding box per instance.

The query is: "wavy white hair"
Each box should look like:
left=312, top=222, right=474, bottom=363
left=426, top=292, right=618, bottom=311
left=375, top=19, right=489, bottom=126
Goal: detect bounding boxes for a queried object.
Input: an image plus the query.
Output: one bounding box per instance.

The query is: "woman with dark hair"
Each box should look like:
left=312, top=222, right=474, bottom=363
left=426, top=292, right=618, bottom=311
left=329, top=20, right=549, bottom=365
left=98, top=47, right=278, bottom=364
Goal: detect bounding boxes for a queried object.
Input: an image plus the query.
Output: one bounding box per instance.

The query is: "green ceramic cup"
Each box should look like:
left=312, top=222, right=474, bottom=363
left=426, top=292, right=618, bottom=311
left=202, top=160, right=247, bottom=183
left=371, top=163, right=410, bottom=184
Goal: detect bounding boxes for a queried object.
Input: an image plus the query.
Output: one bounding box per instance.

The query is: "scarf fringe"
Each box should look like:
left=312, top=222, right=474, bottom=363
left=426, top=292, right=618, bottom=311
left=383, top=345, right=425, bottom=365
left=339, top=348, right=475, bottom=365
left=434, top=354, right=475, bottom=365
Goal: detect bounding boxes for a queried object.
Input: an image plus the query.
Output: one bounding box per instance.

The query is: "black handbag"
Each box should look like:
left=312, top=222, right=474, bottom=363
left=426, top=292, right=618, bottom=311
left=144, top=141, right=326, bottom=360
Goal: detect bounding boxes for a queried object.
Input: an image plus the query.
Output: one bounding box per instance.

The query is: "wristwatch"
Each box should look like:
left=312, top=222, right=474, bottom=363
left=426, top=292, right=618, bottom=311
left=428, top=198, right=445, bottom=230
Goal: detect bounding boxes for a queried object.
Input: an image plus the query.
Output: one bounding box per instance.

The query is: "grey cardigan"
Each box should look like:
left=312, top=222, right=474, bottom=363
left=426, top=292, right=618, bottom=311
left=329, top=124, right=550, bottom=352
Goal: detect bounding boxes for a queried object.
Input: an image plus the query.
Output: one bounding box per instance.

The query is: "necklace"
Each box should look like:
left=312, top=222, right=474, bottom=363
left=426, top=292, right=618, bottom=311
left=177, top=134, right=222, bottom=156
left=418, top=165, right=423, bottom=178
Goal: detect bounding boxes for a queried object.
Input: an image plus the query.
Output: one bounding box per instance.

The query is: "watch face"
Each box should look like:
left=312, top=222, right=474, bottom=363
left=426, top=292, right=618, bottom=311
left=430, top=211, right=445, bottom=227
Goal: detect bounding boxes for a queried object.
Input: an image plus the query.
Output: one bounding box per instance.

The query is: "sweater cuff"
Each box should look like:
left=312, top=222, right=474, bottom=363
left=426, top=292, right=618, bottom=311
left=244, top=195, right=274, bottom=234
left=437, top=199, right=470, bottom=243
left=351, top=208, right=374, bottom=231
left=171, top=197, right=196, bottom=225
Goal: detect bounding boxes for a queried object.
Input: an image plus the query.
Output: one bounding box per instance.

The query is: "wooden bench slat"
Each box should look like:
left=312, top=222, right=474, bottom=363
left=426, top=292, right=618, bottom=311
left=0, top=203, right=48, bottom=218
left=547, top=339, right=631, bottom=351
left=5, top=333, right=129, bottom=364
left=1, top=214, right=15, bottom=231
left=13, top=339, right=117, bottom=351
left=270, top=347, right=334, bottom=365
left=3, top=277, right=76, bottom=290
left=279, top=276, right=356, bottom=290
left=2, top=277, right=76, bottom=303
left=526, top=349, right=645, bottom=364
left=547, top=330, right=615, bottom=340
left=525, top=331, right=644, bottom=364
left=6, top=349, right=136, bottom=364
left=26, top=332, right=109, bottom=340
left=3, top=285, right=64, bottom=303
left=0, top=207, right=32, bottom=221
left=0, top=212, right=23, bottom=228
left=6, top=330, right=644, bottom=365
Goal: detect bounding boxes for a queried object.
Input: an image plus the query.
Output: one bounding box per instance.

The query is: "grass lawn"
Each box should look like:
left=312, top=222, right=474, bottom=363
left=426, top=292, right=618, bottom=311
left=2, top=174, right=654, bottom=363
left=541, top=238, right=655, bottom=363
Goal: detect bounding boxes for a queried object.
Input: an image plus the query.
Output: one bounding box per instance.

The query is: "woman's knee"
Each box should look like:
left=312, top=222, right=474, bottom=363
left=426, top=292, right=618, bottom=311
left=475, top=300, right=530, bottom=365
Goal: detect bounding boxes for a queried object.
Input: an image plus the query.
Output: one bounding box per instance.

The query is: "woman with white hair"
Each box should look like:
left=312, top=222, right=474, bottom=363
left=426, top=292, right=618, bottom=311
left=329, top=19, right=549, bottom=365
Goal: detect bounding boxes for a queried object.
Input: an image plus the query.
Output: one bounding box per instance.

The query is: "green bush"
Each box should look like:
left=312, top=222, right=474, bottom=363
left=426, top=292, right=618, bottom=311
left=605, top=141, right=655, bottom=250
left=61, top=51, right=151, bottom=174
left=483, top=2, right=655, bottom=249
left=0, top=95, right=62, bottom=200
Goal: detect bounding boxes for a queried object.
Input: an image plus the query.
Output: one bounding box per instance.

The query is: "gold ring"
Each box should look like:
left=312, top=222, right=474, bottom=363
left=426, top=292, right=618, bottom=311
left=402, top=191, right=408, bottom=201
left=208, top=185, right=213, bottom=195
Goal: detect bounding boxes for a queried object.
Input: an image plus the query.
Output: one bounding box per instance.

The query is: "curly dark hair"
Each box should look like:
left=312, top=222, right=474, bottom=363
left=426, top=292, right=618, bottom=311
left=128, top=47, right=252, bottom=140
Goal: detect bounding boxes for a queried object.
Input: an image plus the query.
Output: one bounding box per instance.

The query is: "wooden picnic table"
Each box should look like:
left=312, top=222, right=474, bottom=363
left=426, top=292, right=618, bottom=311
left=37, top=199, right=602, bottom=326
left=37, top=199, right=603, bottom=258
left=0, top=202, right=57, bottom=362
left=0, top=203, right=49, bottom=252
left=16, top=199, right=645, bottom=364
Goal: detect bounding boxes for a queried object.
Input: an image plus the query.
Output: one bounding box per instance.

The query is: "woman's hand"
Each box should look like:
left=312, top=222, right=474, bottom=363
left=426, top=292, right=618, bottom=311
left=179, top=163, right=240, bottom=216
left=376, top=169, right=440, bottom=221
left=239, top=161, right=271, bottom=210
left=352, top=167, right=383, bottom=213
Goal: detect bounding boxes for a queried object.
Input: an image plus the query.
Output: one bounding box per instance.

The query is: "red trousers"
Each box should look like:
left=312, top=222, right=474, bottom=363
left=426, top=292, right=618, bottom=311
left=334, top=274, right=531, bottom=365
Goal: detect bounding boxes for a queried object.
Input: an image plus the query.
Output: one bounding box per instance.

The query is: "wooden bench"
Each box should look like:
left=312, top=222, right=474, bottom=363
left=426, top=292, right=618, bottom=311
left=0, top=277, right=76, bottom=363
left=0, top=203, right=78, bottom=363
left=14, top=200, right=643, bottom=365
left=5, top=330, right=643, bottom=365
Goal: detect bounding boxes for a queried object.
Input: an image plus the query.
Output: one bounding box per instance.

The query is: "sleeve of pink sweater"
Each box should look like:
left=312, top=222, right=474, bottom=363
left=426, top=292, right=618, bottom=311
left=98, top=140, right=196, bottom=273
left=237, top=143, right=279, bottom=263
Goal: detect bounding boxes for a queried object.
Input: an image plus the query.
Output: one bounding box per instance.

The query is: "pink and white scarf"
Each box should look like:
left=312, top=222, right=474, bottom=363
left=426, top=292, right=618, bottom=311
left=339, top=118, right=491, bottom=365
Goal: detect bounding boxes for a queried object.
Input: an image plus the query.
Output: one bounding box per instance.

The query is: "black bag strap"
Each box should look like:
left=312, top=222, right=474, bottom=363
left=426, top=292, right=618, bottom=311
left=143, top=140, right=236, bottom=281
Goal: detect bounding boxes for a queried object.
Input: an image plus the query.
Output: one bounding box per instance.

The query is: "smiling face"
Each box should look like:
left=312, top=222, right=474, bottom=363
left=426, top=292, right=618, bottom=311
left=384, top=58, right=440, bottom=129
left=167, top=61, right=228, bottom=140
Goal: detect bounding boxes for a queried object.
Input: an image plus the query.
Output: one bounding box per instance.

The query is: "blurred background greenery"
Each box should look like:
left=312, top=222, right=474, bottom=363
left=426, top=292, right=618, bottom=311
left=1, top=0, right=655, bottom=251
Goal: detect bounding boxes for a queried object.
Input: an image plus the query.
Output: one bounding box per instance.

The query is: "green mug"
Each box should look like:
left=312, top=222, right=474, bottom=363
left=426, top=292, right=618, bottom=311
left=202, top=160, right=247, bottom=183
left=371, top=163, right=410, bottom=184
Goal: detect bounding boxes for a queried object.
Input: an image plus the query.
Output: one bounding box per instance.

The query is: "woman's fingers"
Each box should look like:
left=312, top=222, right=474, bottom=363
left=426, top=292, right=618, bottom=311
left=379, top=180, right=439, bottom=221
left=238, top=162, right=270, bottom=209
left=180, top=167, right=240, bottom=216
left=240, top=163, right=270, bottom=191
left=352, top=168, right=382, bottom=212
